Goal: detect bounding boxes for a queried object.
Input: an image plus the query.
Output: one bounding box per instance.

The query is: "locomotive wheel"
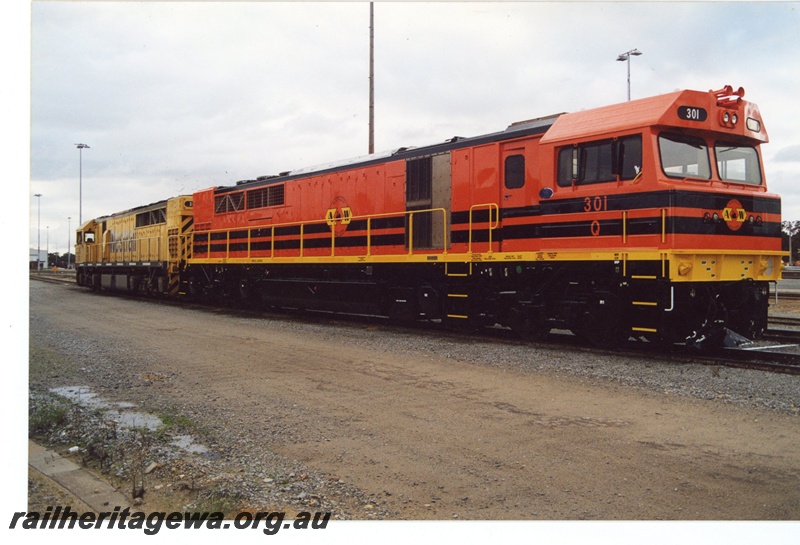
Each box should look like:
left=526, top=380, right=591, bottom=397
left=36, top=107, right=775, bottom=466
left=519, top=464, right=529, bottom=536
left=724, top=286, right=767, bottom=340
left=509, top=307, right=550, bottom=342
left=574, top=310, right=629, bottom=348
left=572, top=291, right=629, bottom=348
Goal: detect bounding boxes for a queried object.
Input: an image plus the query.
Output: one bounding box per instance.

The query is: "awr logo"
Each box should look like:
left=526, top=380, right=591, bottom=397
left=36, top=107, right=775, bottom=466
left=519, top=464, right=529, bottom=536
left=325, top=196, right=352, bottom=236
left=721, top=199, right=746, bottom=231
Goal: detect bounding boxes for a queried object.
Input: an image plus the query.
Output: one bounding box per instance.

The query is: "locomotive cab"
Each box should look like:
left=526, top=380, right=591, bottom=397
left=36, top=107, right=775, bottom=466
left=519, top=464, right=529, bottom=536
left=513, top=85, right=780, bottom=347
left=75, top=219, right=102, bottom=288
left=76, top=230, right=95, bottom=244
left=75, top=219, right=101, bottom=264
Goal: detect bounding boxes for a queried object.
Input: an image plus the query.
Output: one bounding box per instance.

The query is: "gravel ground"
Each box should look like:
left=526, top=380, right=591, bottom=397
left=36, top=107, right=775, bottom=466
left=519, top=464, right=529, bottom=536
left=294, top=319, right=800, bottom=414
left=27, top=281, right=800, bottom=519
left=29, top=333, right=377, bottom=519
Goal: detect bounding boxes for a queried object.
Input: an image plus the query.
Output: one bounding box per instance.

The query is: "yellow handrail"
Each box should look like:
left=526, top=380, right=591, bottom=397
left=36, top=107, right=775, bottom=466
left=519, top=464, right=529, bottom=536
left=468, top=203, right=499, bottom=254
left=76, top=234, right=173, bottom=264
left=192, top=207, right=450, bottom=260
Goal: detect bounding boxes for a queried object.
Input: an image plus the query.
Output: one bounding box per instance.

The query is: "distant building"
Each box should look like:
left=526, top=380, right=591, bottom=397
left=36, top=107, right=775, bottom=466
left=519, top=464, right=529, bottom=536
left=29, top=249, right=47, bottom=270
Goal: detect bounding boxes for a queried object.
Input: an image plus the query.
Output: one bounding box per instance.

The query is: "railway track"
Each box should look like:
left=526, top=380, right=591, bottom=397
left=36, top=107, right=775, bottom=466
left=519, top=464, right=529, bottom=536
left=768, top=316, right=800, bottom=328
left=30, top=272, right=76, bottom=284
left=695, top=344, right=800, bottom=375
left=31, top=273, right=800, bottom=374
left=541, top=331, right=800, bottom=376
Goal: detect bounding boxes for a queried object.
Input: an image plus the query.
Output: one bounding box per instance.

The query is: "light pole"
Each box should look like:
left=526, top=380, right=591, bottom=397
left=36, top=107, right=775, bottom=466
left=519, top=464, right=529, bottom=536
left=75, top=143, right=90, bottom=224
left=616, top=48, right=642, bottom=101
left=368, top=1, right=375, bottom=154
left=67, top=217, right=71, bottom=269
left=46, top=226, right=50, bottom=269
left=34, top=193, right=42, bottom=271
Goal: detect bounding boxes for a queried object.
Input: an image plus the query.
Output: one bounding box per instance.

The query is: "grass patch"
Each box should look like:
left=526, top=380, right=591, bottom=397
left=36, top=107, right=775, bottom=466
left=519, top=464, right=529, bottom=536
left=157, top=409, right=199, bottom=433
left=190, top=487, right=245, bottom=516
left=29, top=396, right=69, bottom=434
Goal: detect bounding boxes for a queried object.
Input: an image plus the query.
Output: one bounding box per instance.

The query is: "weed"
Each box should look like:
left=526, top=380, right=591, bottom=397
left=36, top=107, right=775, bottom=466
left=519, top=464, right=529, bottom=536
left=158, top=410, right=198, bottom=433
left=29, top=397, right=69, bottom=434
left=190, top=486, right=245, bottom=516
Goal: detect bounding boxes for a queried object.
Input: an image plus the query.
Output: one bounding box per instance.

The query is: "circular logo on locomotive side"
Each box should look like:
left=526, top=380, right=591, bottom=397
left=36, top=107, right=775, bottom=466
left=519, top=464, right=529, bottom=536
left=721, top=198, right=746, bottom=231
left=325, top=196, right=353, bottom=236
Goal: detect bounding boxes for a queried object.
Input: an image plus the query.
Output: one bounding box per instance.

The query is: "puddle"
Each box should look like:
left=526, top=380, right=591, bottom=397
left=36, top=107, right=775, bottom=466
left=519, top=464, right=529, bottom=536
left=50, top=386, right=137, bottom=410
left=51, top=386, right=163, bottom=430
left=49, top=385, right=212, bottom=455
left=50, top=386, right=107, bottom=408
left=105, top=409, right=163, bottom=431
left=170, top=434, right=210, bottom=455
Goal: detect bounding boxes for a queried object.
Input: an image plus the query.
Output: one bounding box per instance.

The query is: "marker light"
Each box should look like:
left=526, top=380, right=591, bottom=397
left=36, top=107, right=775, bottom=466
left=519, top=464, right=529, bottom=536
left=746, top=117, right=762, bottom=132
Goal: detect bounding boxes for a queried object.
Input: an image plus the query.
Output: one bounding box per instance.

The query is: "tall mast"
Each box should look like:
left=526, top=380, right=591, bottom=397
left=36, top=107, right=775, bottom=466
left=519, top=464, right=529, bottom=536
left=368, top=2, right=375, bottom=154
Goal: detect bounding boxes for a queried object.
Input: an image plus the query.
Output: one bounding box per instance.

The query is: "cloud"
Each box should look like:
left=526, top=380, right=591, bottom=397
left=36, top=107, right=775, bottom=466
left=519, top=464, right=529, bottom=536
left=27, top=1, right=800, bottom=249
left=773, top=145, right=800, bottom=163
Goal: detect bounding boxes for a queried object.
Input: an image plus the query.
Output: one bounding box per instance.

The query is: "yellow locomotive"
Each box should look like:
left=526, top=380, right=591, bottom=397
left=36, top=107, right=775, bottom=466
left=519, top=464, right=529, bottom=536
left=75, top=196, right=193, bottom=297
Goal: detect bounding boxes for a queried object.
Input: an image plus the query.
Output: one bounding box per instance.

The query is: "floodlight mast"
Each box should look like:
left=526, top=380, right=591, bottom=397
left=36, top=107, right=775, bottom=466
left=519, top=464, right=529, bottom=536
left=616, top=48, right=643, bottom=101
left=34, top=193, right=42, bottom=271
left=75, top=143, right=90, bottom=224
left=368, top=2, right=375, bottom=154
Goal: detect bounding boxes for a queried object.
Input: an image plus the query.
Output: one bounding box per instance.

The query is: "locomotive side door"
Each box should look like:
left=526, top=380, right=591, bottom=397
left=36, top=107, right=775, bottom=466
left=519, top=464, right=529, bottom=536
left=499, top=145, right=536, bottom=254
left=500, top=145, right=530, bottom=211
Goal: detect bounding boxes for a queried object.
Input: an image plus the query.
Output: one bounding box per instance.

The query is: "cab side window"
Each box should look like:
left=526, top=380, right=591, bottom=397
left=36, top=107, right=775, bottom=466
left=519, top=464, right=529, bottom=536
left=557, top=135, right=642, bottom=186
left=618, top=135, right=643, bottom=180
left=579, top=140, right=614, bottom=184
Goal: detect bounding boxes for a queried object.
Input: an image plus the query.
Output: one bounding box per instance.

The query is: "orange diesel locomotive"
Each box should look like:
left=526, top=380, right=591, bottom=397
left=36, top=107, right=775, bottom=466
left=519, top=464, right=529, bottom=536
left=77, top=85, right=783, bottom=348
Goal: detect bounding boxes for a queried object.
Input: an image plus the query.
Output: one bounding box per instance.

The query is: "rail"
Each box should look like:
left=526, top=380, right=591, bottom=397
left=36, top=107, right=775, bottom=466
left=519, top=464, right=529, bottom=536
left=192, top=207, right=457, bottom=260
left=75, top=234, right=183, bottom=264
left=74, top=204, right=502, bottom=264
left=468, top=203, right=499, bottom=254
left=619, top=207, right=668, bottom=245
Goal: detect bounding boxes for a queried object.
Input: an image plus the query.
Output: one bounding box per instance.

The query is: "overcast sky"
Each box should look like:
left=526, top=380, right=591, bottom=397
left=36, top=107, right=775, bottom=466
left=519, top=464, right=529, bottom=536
left=9, top=3, right=800, bottom=541
left=22, top=1, right=800, bottom=255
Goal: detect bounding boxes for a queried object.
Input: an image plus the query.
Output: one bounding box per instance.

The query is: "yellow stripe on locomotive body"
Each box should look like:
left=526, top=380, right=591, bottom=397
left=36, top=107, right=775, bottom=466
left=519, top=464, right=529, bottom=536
left=189, top=247, right=784, bottom=283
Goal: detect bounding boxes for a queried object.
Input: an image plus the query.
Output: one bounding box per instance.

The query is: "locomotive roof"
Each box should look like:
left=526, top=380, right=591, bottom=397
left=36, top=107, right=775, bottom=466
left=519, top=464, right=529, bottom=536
left=539, top=89, right=687, bottom=144
left=540, top=87, right=766, bottom=144
left=92, top=197, right=174, bottom=222
left=217, top=114, right=562, bottom=195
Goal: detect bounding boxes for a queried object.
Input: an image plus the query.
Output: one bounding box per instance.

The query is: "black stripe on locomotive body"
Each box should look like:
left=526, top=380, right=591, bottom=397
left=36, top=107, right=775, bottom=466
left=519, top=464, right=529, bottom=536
left=494, top=218, right=781, bottom=242
left=196, top=219, right=782, bottom=254
left=494, top=190, right=781, bottom=220
left=450, top=189, right=782, bottom=242
left=203, top=233, right=408, bottom=254
left=193, top=213, right=412, bottom=256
